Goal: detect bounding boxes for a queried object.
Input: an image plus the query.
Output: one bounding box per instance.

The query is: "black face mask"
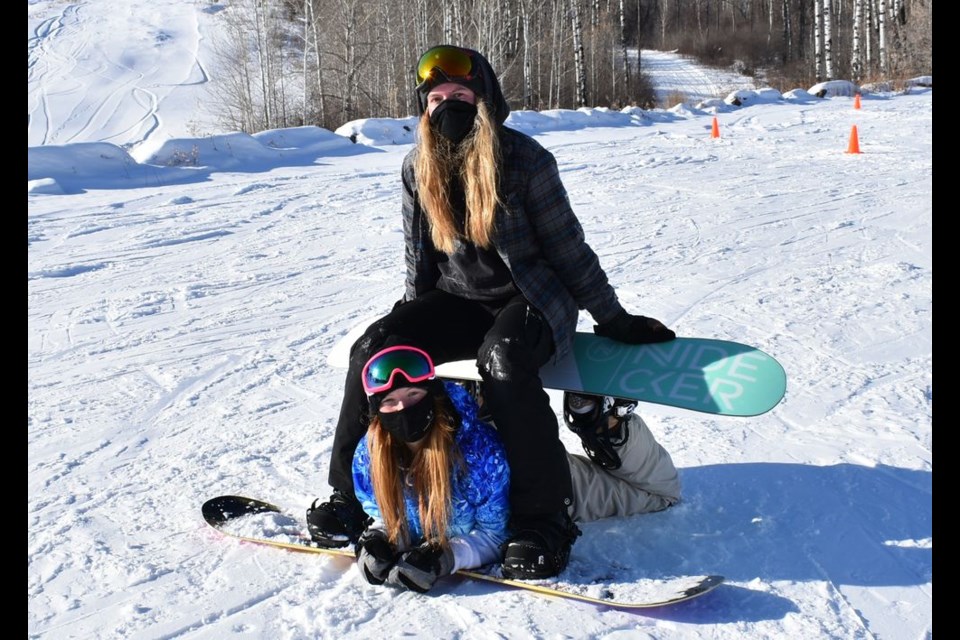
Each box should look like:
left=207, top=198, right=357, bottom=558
left=429, top=99, right=478, bottom=145
left=378, top=396, right=435, bottom=443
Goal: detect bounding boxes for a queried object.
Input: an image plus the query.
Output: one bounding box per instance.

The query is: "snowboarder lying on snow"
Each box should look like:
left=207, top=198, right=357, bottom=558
left=306, top=42, right=676, bottom=583
left=315, top=343, right=680, bottom=593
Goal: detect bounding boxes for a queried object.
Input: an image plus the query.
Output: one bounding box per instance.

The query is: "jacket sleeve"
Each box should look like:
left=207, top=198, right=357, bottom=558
left=351, top=434, right=382, bottom=522
left=448, top=529, right=505, bottom=572
left=519, top=148, right=623, bottom=324
left=448, top=422, right=512, bottom=571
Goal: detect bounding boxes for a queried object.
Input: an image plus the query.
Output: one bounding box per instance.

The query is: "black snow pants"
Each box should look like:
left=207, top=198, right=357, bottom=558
left=326, top=288, right=574, bottom=517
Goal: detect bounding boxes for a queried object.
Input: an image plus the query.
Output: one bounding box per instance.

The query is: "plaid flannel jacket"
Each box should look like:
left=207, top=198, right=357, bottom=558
left=400, top=126, right=624, bottom=361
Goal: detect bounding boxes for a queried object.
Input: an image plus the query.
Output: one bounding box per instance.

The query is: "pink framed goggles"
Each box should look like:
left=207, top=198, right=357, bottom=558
left=361, top=345, right=437, bottom=397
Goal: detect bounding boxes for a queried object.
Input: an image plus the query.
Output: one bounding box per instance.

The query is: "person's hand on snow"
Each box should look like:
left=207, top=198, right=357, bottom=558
left=386, top=541, right=454, bottom=593
left=354, top=528, right=399, bottom=585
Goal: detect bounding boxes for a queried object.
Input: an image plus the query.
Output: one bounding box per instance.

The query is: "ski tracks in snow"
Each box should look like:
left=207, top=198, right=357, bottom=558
left=28, top=0, right=214, bottom=147
left=640, top=49, right=755, bottom=105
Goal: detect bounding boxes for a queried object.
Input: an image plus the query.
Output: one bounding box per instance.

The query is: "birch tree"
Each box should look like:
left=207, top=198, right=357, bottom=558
left=210, top=6, right=257, bottom=132
left=301, top=0, right=328, bottom=126
left=619, top=0, right=629, bottom=95
left=571, top=0, right=588, bottom=107
left=877, top=0, right=888, bottom=74
left=781, top=0, right=792, bottom=62
left=814, top=0, right=823, bottom=80
left=253, top=0, right=274, bottom=128
left=518, top=0, right=534, bottom=108
left=823, top=0, right=833, bottom=79
left=851, top=0, right=864, bottom=81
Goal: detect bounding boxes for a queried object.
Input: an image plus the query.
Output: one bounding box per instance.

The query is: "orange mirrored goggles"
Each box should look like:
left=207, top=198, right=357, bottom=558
left=415, top=46, right=477, bottom=87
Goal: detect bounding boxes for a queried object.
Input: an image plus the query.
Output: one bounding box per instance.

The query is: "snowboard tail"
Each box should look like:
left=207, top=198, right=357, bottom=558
left=202, top=495, right=724, bottom=609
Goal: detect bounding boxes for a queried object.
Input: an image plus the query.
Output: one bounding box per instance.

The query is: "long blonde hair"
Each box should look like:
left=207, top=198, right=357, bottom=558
left=367, top=394, right=463, bottom=547
left=414, top=99, right=503, bottom=255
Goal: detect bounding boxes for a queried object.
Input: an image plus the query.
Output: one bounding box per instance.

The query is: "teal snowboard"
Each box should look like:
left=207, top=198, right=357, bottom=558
left=328, top=319, right=786, bottom=417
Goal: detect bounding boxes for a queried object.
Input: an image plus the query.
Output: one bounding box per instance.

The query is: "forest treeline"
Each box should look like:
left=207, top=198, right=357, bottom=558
left=207, top=0, right=931, bottom=133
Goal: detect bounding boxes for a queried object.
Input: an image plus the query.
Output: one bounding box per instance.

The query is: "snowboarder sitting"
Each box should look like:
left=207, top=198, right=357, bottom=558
left=308, top=344, right=680, bottom=593
left=305, top=42, right=676, bottom=582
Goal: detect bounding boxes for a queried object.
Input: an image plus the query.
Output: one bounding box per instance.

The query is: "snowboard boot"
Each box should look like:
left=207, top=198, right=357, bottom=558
left=563, top=392, right=637, bottom=471
left=305, top=489, right=373, bottom=548
left=501, top=510, right=582, bottom=579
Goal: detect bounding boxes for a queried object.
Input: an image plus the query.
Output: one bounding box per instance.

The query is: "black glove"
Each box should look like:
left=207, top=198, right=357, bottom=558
left=594, top=310, right=676, bottom=344
left=386, top=541, right=454, bottom=593
left=354, top=528, right=398, bottom=585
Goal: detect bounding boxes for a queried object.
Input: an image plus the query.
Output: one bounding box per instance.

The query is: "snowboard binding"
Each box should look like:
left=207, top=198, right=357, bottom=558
left=563, top=392, right=637, bottom=470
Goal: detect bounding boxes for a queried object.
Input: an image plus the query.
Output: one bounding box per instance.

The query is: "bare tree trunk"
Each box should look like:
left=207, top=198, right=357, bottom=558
left=851, top=0, right=864, bottom=81
left=768, top=0, right=774, bottom=44
left=278, top=46, right=289, bottom=127
left=823, top=0, right=833, bottom=79
left=400, top=0, right=419, bottom=117
left=309, top=1, right=326, bottom=126
left=619, top=0, right=629, bottom=96
left=636, top=0, right=643, bottom=52
left=254, top=0, right=271, bottom=129
left=885, top=0, right=905, bottom=74
left=878, top=0, right=888, bottom=74
left=535, top=3, right=544, bottom=109
left=454, top=0, right=466, bottom=43
left=571, top=0, right=588, bottom=107
left=797, top=0, right=807, bottom=59
left=443, top=4, right=453, bottom=42
left=659, top=0, right=668, bottom=46
left=520, top=0, right=534, bottom=109
left=814, top=0, right=823, bottom=80
left=302, top=0, right=309, bottom=124
left=340, top=19, right=354, bottom=123
left=548, top=0, right=558, bottom=107
left=274, top=43, right=285, bottom=128
left=415, top=0, right=428, bottom=56
left=211, top=5, right=257, bottom=132
left=580, top=10, right=600, bottom=106
left=782, top=0, right=793, bottom=62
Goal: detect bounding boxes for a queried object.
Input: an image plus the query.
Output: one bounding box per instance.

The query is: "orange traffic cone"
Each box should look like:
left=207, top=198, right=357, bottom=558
left=846, top=125, right=861, bottom=154
left=710, top=117, right=720, bottom=139
left=854, top=94, right=861, bottom=110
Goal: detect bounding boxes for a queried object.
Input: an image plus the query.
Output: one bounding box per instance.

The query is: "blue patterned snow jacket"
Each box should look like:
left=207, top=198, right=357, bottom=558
left=352, top=381, right=511, bottom=571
